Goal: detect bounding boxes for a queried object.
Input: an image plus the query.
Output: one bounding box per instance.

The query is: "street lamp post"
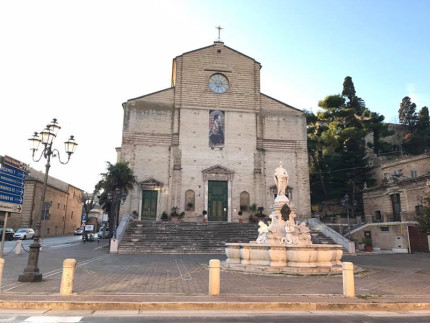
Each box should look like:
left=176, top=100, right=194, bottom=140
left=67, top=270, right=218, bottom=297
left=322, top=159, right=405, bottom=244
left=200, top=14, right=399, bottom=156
left=107, top=188, right=127, bottom=238
left=341, top=194, right=357, bottom=239
left=18, top=118, right=77, bottom=282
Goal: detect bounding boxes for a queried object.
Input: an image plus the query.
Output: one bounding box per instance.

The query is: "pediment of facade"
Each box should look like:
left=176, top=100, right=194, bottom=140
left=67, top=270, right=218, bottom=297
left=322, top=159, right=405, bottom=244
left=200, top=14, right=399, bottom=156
left=202, top=165, right=234, bottom=181
left=139, top=178, right=164, bottom=189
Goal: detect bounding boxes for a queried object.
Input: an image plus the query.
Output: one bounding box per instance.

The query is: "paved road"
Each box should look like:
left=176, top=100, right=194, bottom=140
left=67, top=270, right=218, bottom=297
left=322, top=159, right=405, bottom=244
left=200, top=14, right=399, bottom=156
left=1, top=235, right=107, bottom=291
left=0, top=310, right=429, bottom=322
left=1, top=235, right=84, bottom=256
left=1, top=238, right=429, bottom=299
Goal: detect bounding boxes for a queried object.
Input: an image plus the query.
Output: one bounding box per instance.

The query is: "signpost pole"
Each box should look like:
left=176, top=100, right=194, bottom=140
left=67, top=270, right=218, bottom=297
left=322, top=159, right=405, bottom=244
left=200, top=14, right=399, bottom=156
left=0, top=212, right=9, bottom=258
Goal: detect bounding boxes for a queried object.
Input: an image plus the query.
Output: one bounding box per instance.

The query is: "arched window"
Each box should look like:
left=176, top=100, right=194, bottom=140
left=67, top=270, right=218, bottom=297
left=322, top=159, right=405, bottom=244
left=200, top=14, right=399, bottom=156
left=239, top=191, right=250, bottom=211
left=185, top=190, right=195, bottom=211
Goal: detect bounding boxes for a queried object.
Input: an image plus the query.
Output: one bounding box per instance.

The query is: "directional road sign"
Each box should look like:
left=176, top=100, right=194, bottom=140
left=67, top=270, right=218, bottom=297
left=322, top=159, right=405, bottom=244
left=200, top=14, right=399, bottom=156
left=0, top=156, right=27, bottom=214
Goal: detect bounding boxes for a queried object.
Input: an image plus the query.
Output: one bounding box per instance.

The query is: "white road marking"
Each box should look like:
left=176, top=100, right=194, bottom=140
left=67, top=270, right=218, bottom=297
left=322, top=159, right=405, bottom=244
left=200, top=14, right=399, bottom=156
left=175, top=258, right=192, bottom=280
left=24, top=317, right=82, bottom=322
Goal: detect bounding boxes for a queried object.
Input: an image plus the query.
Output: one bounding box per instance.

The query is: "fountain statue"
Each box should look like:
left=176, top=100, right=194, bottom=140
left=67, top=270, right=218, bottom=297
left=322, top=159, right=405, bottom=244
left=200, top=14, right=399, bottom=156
left=256, top=161, right=313, bottom=246
left=224, top=162, right=344, bottom=274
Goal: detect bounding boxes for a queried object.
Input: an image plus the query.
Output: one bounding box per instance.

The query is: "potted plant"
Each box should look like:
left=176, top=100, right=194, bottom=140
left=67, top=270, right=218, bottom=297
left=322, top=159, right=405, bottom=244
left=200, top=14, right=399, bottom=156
left=202, top=210, right=208, bottom=222
left=257, top=206, right=265, bottom=218
left=362, top=237, right=373, bottom=252
left=170, top=207, right=182, bottom=222
left=186, top=202, right=194, bottom=211
left=161, top=211, right=168, bottom=222
left=238, top=211, right=243, bottom=223
left=240, top=205, right=248, bottom=212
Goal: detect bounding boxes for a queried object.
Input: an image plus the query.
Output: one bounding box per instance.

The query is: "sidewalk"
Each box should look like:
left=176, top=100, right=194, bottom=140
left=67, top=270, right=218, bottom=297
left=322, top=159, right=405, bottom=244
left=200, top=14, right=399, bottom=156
left=0, top=243, right=429, bottom=311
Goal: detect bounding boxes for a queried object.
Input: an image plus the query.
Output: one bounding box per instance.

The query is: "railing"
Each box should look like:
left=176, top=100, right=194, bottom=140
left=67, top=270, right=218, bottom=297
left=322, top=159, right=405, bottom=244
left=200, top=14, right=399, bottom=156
left=116, top=214, right=131, bottom=244
left=307, top=218, right=356, bottom=254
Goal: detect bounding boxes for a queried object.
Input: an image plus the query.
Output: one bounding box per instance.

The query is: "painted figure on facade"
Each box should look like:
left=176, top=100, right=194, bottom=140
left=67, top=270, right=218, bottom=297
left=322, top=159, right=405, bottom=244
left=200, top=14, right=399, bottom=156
left=209, top=110, right=225, bottom=147
left=274, top=161, right=289, bottom=196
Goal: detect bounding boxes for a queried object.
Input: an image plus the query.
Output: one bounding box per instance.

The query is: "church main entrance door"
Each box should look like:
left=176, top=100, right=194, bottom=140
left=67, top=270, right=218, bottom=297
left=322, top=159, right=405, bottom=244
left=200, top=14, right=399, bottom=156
left=141, top=190, right=158, bottom=220
left=208, top=181, right=228, bottom=221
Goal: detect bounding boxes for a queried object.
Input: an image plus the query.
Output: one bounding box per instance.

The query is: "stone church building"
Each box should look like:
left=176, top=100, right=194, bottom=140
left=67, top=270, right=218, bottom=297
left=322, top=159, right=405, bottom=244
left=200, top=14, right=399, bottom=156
left=118, top=40, right=310, bottom=222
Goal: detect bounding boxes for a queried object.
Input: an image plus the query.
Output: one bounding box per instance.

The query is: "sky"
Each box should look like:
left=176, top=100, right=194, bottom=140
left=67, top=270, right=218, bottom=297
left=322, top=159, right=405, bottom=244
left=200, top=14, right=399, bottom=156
left=1, top=0, right=429, bottom=193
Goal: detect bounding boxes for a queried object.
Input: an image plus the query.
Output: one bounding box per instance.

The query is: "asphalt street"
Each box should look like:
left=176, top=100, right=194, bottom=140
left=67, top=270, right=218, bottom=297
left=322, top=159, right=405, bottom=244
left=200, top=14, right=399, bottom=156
left=0, top=310, right=430, bottom=322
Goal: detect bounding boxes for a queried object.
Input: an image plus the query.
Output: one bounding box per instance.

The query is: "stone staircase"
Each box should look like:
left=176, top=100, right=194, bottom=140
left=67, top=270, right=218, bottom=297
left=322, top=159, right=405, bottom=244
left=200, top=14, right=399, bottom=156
left=118, top=220, right=337, bottom=254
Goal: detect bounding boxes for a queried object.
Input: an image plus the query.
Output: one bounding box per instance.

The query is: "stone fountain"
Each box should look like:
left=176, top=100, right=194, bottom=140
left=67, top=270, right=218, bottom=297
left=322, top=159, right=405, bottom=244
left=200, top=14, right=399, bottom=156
left=224, top=162, right=343, bottom=274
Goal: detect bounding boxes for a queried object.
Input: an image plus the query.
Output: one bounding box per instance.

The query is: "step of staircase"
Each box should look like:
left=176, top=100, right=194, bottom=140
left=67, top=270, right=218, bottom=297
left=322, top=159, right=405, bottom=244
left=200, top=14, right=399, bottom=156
left=118, top=220, right=337, bottom=254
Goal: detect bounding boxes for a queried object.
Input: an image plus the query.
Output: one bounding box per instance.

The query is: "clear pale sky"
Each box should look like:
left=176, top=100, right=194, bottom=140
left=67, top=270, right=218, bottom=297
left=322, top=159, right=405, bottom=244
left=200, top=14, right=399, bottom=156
left=1, top=0, right=429, bottom=193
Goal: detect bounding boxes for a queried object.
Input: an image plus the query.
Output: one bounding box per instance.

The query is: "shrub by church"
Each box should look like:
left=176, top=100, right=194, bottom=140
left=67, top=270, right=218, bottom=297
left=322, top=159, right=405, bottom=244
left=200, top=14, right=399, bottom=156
left=118, top=41, right=310, bottom=222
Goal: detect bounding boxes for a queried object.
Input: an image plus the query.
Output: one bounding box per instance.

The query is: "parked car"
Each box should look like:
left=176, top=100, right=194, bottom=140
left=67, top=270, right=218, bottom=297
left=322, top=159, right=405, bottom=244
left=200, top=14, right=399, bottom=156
left=0, top=228, right=15, bottom=241
left=74, top=227, right=84, bottom=235
left=13, top=228, right=35, bottom=240
left=97, top=227, right=110, bottom=238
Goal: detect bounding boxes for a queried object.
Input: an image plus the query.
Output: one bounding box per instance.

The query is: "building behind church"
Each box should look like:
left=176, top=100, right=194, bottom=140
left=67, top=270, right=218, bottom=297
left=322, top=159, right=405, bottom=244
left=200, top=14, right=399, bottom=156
left=118, top=41, right=310, bottom=222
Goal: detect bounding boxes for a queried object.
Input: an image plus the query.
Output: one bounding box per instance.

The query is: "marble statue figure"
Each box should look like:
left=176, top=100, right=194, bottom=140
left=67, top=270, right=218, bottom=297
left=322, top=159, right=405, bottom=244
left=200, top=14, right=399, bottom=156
left=274, top=161, right=289, bottom=196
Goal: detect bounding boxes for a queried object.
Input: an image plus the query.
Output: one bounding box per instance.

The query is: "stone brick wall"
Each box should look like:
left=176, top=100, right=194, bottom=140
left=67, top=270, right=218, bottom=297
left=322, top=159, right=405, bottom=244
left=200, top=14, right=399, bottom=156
left=4, top=168, right=83, bottom=236
left=119, top=41, right=311, bottom=221
left=173, top=42, right=261, bottom=111
left=363, top=154, right=430, bottom=223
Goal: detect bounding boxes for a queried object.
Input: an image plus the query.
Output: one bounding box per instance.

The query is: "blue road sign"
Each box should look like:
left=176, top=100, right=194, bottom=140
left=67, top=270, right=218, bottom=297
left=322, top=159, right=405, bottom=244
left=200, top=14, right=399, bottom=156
left=0, top=173, right=25, bottom=188
left=0, top=183, right=24, bottom=197
left=0, top=157, right=27, bottom=214
left=0, top=164, right=26, bottom=179
left=0, top=193, right=23, bottom=204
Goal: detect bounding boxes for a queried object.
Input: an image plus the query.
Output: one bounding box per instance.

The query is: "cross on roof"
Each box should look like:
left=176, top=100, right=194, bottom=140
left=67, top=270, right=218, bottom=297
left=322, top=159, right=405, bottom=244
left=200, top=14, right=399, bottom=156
left=215, top=25, right=223, bottom=40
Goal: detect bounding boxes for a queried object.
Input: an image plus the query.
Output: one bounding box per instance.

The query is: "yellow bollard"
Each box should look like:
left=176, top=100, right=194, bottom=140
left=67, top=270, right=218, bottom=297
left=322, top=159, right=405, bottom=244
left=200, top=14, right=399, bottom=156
left=208, top=259, right=220, bottom=296
left=342, top=261, right=355, bottom=297
left=60, top=259, right=77, bottom=296
left=0, top=258, right=4, bottom=291
left=15, top=240, right=21, bottom=255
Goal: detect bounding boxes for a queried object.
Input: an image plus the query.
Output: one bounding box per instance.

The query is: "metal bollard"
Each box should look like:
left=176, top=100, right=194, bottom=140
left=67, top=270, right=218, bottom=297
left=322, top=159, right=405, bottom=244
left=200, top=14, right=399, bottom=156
left=15, top=240, right=21, bottom=255
left=208, top=259, right=220, bottom=296
left=342, top=261, right=355, bottom=297
left=60, top=259, right=77, bottom=296
left=0, top=258, right=4, bottom=291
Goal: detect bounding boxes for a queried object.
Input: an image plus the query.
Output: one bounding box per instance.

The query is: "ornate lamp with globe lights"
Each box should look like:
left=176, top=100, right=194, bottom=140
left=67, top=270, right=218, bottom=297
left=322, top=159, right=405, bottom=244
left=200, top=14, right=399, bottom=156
left=19, top=118, right=77, bottom=282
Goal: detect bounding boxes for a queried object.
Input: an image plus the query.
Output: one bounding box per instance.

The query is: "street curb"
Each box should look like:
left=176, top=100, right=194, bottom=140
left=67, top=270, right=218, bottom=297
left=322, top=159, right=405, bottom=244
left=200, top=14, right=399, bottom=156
left=0, top=301, right=429, bottom=311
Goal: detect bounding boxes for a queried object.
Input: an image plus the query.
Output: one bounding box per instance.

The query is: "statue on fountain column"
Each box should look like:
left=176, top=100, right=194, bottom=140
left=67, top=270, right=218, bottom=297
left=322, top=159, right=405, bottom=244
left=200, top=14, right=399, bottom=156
left=274, top=161, right=289, bottom=196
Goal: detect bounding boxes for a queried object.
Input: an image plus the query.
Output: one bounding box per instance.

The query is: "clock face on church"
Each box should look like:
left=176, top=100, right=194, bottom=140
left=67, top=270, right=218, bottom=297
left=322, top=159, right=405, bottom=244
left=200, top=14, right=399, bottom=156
left=208, top=73, right=229, bottom=93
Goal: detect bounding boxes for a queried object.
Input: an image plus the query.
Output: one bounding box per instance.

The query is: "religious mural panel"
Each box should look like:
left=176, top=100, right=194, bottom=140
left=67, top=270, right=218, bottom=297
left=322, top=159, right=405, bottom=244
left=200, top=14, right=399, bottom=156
left=209, top=110, right=225, bottom=148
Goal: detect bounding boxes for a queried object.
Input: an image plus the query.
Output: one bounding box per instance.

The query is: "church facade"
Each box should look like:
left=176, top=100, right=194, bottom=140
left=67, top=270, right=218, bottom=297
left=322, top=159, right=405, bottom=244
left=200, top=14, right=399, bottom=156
left=118, top=41, right=310, bottom=222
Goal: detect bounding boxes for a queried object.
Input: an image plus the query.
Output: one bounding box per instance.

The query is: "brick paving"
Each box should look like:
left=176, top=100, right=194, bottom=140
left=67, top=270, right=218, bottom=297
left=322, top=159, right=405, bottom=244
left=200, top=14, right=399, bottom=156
left=0, top=240, right=429, bottom=303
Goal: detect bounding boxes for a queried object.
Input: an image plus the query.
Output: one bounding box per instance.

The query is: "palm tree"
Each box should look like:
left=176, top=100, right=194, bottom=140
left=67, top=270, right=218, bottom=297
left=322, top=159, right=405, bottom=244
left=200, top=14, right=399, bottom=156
left=97, top=162, right=137, bottom=237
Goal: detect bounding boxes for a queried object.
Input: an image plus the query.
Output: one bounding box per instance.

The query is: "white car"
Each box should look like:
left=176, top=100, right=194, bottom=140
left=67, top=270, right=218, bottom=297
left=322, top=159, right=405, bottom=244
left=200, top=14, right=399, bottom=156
left=14, top=228, right=35, bottom=240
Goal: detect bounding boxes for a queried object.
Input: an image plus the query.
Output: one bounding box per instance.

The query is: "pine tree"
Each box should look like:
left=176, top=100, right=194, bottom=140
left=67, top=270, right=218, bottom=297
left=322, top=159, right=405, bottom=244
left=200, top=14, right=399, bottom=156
left=398, top=96, right=417, bottom=132
left=307, top=77, right=391, bottom=217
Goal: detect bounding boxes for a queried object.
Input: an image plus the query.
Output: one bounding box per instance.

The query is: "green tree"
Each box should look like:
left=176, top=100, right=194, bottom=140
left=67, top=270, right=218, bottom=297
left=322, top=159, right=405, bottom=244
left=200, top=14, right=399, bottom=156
left=417, top=106, right=429, bottom=130
left=401, top=104, right=430, bottom=155
left=398, top=96, right=417, bottom=132
left=307, top=77, right=390, bottom=217
left=97, top=161, right=137, bottom=236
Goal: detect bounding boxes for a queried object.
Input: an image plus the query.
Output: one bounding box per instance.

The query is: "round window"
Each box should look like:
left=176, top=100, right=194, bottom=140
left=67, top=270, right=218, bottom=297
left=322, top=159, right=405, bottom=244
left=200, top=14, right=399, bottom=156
left=208, top=74, right=229, bottom=94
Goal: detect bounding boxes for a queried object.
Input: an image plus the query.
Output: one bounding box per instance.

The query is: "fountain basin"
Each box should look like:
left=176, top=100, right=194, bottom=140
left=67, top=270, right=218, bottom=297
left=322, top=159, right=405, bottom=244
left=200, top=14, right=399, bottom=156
left=224, top=243, right=343, bottom=275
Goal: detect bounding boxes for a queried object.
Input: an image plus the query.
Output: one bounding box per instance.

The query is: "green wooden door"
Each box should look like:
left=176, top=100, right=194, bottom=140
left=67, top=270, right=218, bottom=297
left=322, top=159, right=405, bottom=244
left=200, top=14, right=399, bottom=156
left=208, top=181, right=228, bottom=221
left=141, top=190, right=158, bottom=220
